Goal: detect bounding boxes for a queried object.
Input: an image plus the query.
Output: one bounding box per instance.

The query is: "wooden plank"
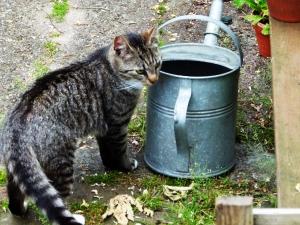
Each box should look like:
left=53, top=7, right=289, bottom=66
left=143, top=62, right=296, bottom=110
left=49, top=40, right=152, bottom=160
left=216, top=196, right=253, bottom=225
left=254, top=208, right=300, bottom=225
left=270, top=18, right=300, bottom=207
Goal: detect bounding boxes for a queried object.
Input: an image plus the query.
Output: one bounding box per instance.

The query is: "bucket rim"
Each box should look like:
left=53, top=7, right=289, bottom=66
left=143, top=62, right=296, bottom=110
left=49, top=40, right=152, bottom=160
left=159, top=43, right=241, bottom=79
left=160, top=65, right=240, bottom=80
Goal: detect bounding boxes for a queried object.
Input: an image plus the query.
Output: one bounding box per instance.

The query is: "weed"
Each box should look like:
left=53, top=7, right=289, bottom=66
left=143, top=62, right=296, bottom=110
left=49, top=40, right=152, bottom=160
left=166, top=177, right=191, bottom=187
left=158, top=37, right=166, bottom=47
left=236, top=63, right=274, bottom=151
left=257, top=193, right=277, bottom=207
left=153, top=1, right=169, bottom=16
left=0, top=199, right=8, bottom=213
left=84, top=171, right=121, bottom=185
left=0, top=169, right=7, bottom=186
left=140, top=175, right=164, bottom=190
left=29, top=203, right=51, bottom=225
left=32, top=60, right=49, bottom=79
left=50, top=0, right=69, bottom=22
left=70, top=200, right=106, bottom=225
left=13, top=76, right=27, bottom=92
left=139, top=193, right=164, bottom=211
left=44, top=41, right=59, bottom=57
left=128, top=107, right=146, bottom=142
left=49, top=32, right=61, bottom=38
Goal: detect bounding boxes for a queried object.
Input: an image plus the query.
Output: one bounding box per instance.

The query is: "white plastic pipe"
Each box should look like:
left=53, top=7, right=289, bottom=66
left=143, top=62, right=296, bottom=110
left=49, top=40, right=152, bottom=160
left=204, top=0, right=223, bottom=46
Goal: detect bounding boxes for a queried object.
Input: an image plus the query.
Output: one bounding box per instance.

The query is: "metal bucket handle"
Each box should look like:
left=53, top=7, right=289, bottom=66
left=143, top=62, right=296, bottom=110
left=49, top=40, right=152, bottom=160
left=158, top=15, right=243, bottom=173
left=158, top=15, right=243, bottom=65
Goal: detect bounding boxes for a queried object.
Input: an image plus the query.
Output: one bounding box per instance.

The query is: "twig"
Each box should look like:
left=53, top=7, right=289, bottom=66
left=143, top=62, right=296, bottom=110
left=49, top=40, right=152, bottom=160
left=43, top=9, right=63, bottom=34
left=48, top=17, right=64, bottom=34
left=71, top=6, right=108, bottom=11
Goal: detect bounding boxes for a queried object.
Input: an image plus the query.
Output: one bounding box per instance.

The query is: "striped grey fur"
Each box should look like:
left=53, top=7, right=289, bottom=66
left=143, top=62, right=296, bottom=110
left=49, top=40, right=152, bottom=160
left=1, top=28, right=161, bottom=225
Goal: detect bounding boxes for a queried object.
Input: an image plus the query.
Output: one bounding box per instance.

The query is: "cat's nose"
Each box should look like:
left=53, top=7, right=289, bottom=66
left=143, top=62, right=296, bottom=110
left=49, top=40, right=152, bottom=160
left=147, top=73, right=158, bottom=83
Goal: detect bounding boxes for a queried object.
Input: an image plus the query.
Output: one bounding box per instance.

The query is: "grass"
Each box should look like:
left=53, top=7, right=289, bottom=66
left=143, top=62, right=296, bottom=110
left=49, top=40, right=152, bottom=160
left=32, top=60, right=49, bottom=79
left=0, top=169, right=7, bottom=186
left=0, top=170, right=276, bottom=224
left=0, top=200, right=8, bottom=213
left=29, top=203, right=51, bottom=225
left=128, top=100, right=147, bottom=145
left=236, top=63, right=274, bottom=151
left=13, top=76, right=27, bottom=92
left=50, top=0, right=69, bottom=22
left=30, top=40, right=59, bottom=80
left=136, top=174, right=276, bottom=224
left=70, top=201, right=106, bottom=225
left=49, top=32, right=61, bottom=38
left=153, top=1, right=169, bottom=17
left=84, top=171, right=121, bottom=185
left=44, top=41, right=59, bottom=57
left=135, top=172, right=276, bottom=224
left=138, top=193, right=165, bottom=211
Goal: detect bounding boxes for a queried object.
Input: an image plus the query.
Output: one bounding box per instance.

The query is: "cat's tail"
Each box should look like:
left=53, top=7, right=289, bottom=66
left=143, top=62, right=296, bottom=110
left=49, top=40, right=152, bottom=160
left=6, top=135, right=85, bottom=225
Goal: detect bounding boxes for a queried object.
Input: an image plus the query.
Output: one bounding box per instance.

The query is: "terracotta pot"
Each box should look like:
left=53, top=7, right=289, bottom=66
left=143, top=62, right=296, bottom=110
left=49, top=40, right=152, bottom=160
left=268, top=0, right=300, bottom=23
left=253, top=23, right=271, bottom=58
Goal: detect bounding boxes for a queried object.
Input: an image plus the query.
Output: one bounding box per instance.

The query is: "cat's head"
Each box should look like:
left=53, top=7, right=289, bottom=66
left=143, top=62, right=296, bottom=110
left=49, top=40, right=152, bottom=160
left=111, top=28, right=162, bottom=86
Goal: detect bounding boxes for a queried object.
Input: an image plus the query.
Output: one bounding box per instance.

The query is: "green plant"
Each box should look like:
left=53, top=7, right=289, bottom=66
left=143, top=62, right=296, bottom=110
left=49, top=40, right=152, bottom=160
left=44, top=41, right=59, bottom=57
left=0, top=169, right=7, bottom=186
left=128, top=106, right=146, bottom=143
left=84, top=171, right=121, bottom=185
left=13, top=77, right=27, bottom=92
left=0, top=199, right=9, bottom=213
left=138, top=192, right=164, bottom=211
left=32, top=60, right=49, bottom=79
left=49, top=32, right=61, bottom=38
left=29, top=203, right=51, bottom=225
left=70, top=200, right=105, bottom=225
left=153, top=1, right=169, bottom=16
left=233, top=0, right=270, bottom=35
left=50, top=0, right=69, bottom=22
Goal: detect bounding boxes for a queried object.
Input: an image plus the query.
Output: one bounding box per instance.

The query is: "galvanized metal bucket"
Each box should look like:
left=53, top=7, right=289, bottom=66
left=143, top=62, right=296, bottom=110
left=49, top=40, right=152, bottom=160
left=144, top=15, right=243, bottom=178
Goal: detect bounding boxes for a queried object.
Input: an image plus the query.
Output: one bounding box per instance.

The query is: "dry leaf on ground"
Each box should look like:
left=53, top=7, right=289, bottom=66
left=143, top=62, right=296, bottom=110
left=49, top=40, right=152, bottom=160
left=102, top=194, right=154, bottom=225
left=163, top=182, right=194, bottom=201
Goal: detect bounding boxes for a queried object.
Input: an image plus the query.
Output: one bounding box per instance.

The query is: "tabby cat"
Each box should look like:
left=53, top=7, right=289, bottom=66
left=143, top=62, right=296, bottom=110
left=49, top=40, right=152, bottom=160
left=1, top=28, right=161, bottom=225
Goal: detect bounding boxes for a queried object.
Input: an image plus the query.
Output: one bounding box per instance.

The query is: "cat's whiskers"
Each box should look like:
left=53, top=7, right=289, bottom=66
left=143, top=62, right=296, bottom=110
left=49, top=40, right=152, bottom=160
left=115, top=78, right=144, bottom=91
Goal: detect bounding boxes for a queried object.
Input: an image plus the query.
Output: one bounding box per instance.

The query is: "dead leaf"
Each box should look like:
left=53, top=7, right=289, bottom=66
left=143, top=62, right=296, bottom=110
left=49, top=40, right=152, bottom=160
left=80, top=199, right=89, bottom=208
left=163, top=182, right=194, bottom=201
left=251, top=103, right=262, bottom=112
left=91, top=189, right=98, bottom=195
left=102, top=194, right=154, bottom=225
left=295, top=183, right=300, bottom=192
left=74, top=210, right=85, bottom=214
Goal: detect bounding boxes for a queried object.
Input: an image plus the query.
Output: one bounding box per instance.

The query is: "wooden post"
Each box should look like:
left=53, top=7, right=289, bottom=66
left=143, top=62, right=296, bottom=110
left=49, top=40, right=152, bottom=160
left=216, top=196, right=253, bottom=225
left=254, top=208, right=300, bottom=225
left=271, top=18, right=300, bottom=207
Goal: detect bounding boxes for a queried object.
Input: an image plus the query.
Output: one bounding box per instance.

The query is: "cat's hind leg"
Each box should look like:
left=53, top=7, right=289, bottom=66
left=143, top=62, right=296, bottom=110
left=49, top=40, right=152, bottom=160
left=46, top=154, right=75, bottom=198
left=96, top=126, right=138, bottom=171
left=7, top=173, right=27, bottom=216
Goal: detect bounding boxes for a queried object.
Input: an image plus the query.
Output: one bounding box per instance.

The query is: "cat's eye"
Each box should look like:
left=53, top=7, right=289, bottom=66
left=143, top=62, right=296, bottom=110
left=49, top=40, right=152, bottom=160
left=136, top=70, right=146, bottom=75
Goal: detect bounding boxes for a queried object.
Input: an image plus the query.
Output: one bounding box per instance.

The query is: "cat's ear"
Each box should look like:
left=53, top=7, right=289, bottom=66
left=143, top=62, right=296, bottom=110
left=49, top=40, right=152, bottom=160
left=114, top=36, right=130, bottom=57
left=142, top=27, right=157, bottom=45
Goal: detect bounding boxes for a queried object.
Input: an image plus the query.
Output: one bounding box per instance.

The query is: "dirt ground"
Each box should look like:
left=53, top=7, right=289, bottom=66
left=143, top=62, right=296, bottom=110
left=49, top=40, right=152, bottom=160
left=0, top=0, right=274, bottom=224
